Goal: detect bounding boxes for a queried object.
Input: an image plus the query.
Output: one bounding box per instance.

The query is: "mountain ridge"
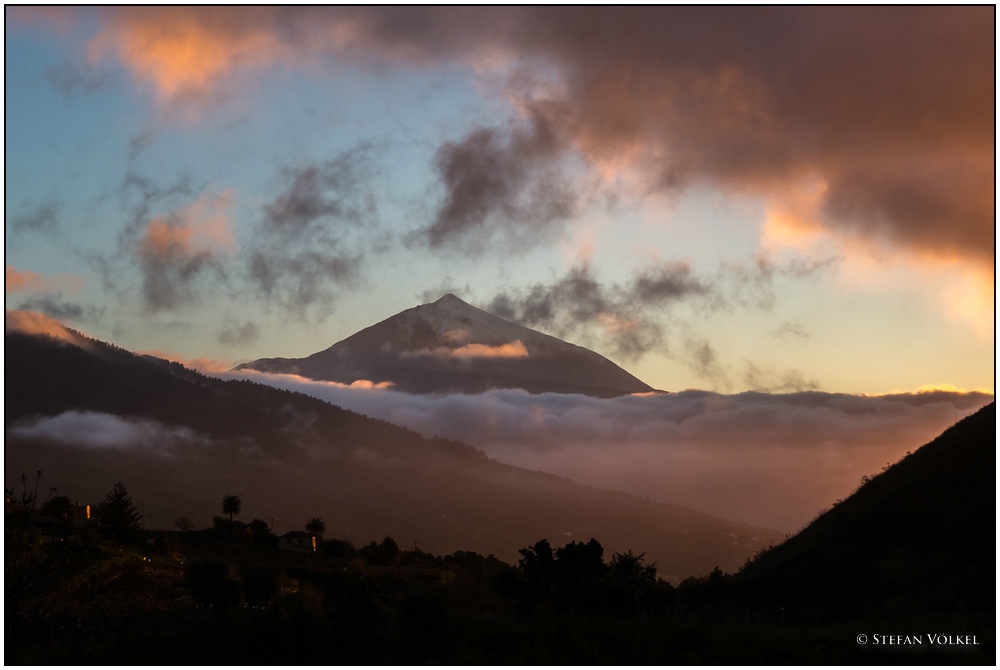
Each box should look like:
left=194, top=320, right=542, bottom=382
left=5, top=325, right=778, bottom=576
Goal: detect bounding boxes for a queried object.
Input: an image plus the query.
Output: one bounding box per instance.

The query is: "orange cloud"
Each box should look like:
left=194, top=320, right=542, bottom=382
left=137, top=349, right=234, bottom=375
left=402, top=340, right=530, bottom=360
left=138, top=190, right=234, bottom=260
left=5, top=309, right=91, bottom=349
left=87, top=8, right=304, bottom=102
left=6, top=265, right=85, bottom=294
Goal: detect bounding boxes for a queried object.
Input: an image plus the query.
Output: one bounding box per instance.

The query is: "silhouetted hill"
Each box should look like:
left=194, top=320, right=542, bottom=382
left=735, top=402, right=995, bottom=622
left=5, top=327, right=779, bottom=577
left=237, top=293, right=655, bottom=397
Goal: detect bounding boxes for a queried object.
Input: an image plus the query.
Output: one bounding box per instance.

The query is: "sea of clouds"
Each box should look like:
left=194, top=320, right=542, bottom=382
left=220, top=370, right=991, bottom=531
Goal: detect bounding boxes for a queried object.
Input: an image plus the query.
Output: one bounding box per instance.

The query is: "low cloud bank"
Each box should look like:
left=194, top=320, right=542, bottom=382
left=223, top=369, right=992, bottom=531
left=8, top=411, right=204, bottom=452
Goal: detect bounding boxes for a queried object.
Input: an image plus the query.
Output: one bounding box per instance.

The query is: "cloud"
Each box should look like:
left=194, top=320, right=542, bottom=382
left=418, top=109, right=578, bottom=253
left=5, top=265, right=85, bottom=294
left=247, top=145, right=376, bottom=319
left=771, top=321, right=811, bottom=341
left=402, top=340, right=529, bottom=360
left=219, top=369, right=993, bottom=531
left=7, top=199, right=61, bottom=235
left=5, top=6, right=79, bottom=35
left=743, top=361, right=819, bottom=393
left=85, top=7, right=308, bottom=108
left=134, top=190, right=234, bottom=312
left=43, top=60, right=115, bottom=97
left=217, top=320, right=259, bottom=346
left=487, top=262, right=666, bottom=360
left=484, top=260, right=721, bottom=361
left=7, top=411, right=203, bottom=452
left=5, top=309, right=92, bottom=349
left=417, top=278, right=473, bottom=304
left=15, top=294, right=105, bottom=324
left=682, top=337, right=731, bottom=391
left=23, top=8, right=994, bottom=274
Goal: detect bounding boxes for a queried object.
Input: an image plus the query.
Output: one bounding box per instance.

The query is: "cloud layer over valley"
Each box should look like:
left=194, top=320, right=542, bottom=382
left=224, top=370, right=992, bottom=531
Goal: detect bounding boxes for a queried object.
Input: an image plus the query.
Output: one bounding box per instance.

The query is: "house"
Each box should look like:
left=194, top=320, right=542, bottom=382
left=279, top=530, right=316, bottom=553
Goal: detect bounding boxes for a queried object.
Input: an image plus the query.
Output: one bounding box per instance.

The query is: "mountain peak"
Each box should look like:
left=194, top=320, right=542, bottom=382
left=432, top=292, right=466, bottom=306
left=239, top=294, right=656, bottom=397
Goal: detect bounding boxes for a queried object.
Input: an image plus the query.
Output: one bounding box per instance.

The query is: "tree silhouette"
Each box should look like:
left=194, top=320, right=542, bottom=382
left=305, top=517, right=326, bottom=538
left=98, top=481, right=142, bottom=545
left=221, top=495, right=242, bottom=522
left=174, top=516, right=194, bottom=532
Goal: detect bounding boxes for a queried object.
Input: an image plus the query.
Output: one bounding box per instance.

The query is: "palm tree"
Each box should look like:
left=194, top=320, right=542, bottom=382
left=305, top=517, right=326, bottom=538
left=221, top=495, right=242, bottom=522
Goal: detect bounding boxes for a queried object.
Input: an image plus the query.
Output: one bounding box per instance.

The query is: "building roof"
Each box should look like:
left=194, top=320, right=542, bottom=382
left=280, top=530, right=312, bottom=539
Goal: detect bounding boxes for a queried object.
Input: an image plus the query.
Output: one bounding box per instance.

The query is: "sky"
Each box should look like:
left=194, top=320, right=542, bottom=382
left=4, top=6, right=995, bottom=395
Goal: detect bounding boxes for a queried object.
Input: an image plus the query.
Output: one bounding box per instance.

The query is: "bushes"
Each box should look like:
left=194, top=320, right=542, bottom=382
left=361, top=537, right=399, bottom=566
left=511, top=538, right=676, bottom=617
left=186, top=560, right=241, bottom=611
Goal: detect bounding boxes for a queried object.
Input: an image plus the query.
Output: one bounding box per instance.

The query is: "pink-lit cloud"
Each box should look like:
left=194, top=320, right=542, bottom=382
left=6, top=265, right=85, bottom=294
left=5, top=309, right=92, bottom=349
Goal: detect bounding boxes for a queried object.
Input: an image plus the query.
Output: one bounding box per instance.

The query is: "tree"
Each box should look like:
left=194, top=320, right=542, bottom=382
left=98, top=482, right=142, bottom=545
left=305, top=517, right=326, bottom=538
left=247, top=519, right=270, bottom=535
left=41, top=495, right=74, bottom=522
left=221, top=495, right=242, bottom=522
left=174, top=516, right=194, bottom=532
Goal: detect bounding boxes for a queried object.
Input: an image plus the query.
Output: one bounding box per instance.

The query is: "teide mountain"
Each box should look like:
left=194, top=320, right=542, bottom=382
left=5, top=323, right=780, bottom=577
left=236, top=294, right=655, bottom=397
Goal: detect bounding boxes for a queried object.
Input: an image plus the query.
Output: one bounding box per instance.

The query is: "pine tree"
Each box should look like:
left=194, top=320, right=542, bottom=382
left=98, top=481, right=142, bottom=545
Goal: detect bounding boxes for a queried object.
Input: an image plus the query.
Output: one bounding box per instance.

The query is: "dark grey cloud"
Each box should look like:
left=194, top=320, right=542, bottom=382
left=418, top=108, right=578, bottom=254
left=722, top=253, right=838, bottom=312
left=417, top=278, right=473, bottom=304
left=16, top=293, right=105, bottom=324
left=119, top=170, right=194, bottom=240
left=247, top=145, right=377, bottom=319
left=483, top=259, right=756, bottom=361
left=481, top=253, right=833, bottom=370
left=43, top=60, right=115, bottom=97
left=772, top=321, right=811, bottom=341
left=138, top=250, right=222, bottom=313
left=218, top=320, right=259, bottom=346
left=682, top=337, right=731, bottom=391
left=132, top=198, right=228, bottom=314
left=743, top=361, right=819, bottom=393
left=8, top=199, right=60, bottom=235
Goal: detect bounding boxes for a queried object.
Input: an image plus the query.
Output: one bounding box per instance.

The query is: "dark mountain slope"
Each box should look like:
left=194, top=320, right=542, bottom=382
left=735, top=402, right=995, bottom=622
left=237, top=294, right=654, bottom=397
left=5, top=328, right=779, bottom=576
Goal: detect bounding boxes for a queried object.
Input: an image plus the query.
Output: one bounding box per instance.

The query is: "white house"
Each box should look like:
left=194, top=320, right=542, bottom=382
left=279, top=530, right=316, bottom=553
